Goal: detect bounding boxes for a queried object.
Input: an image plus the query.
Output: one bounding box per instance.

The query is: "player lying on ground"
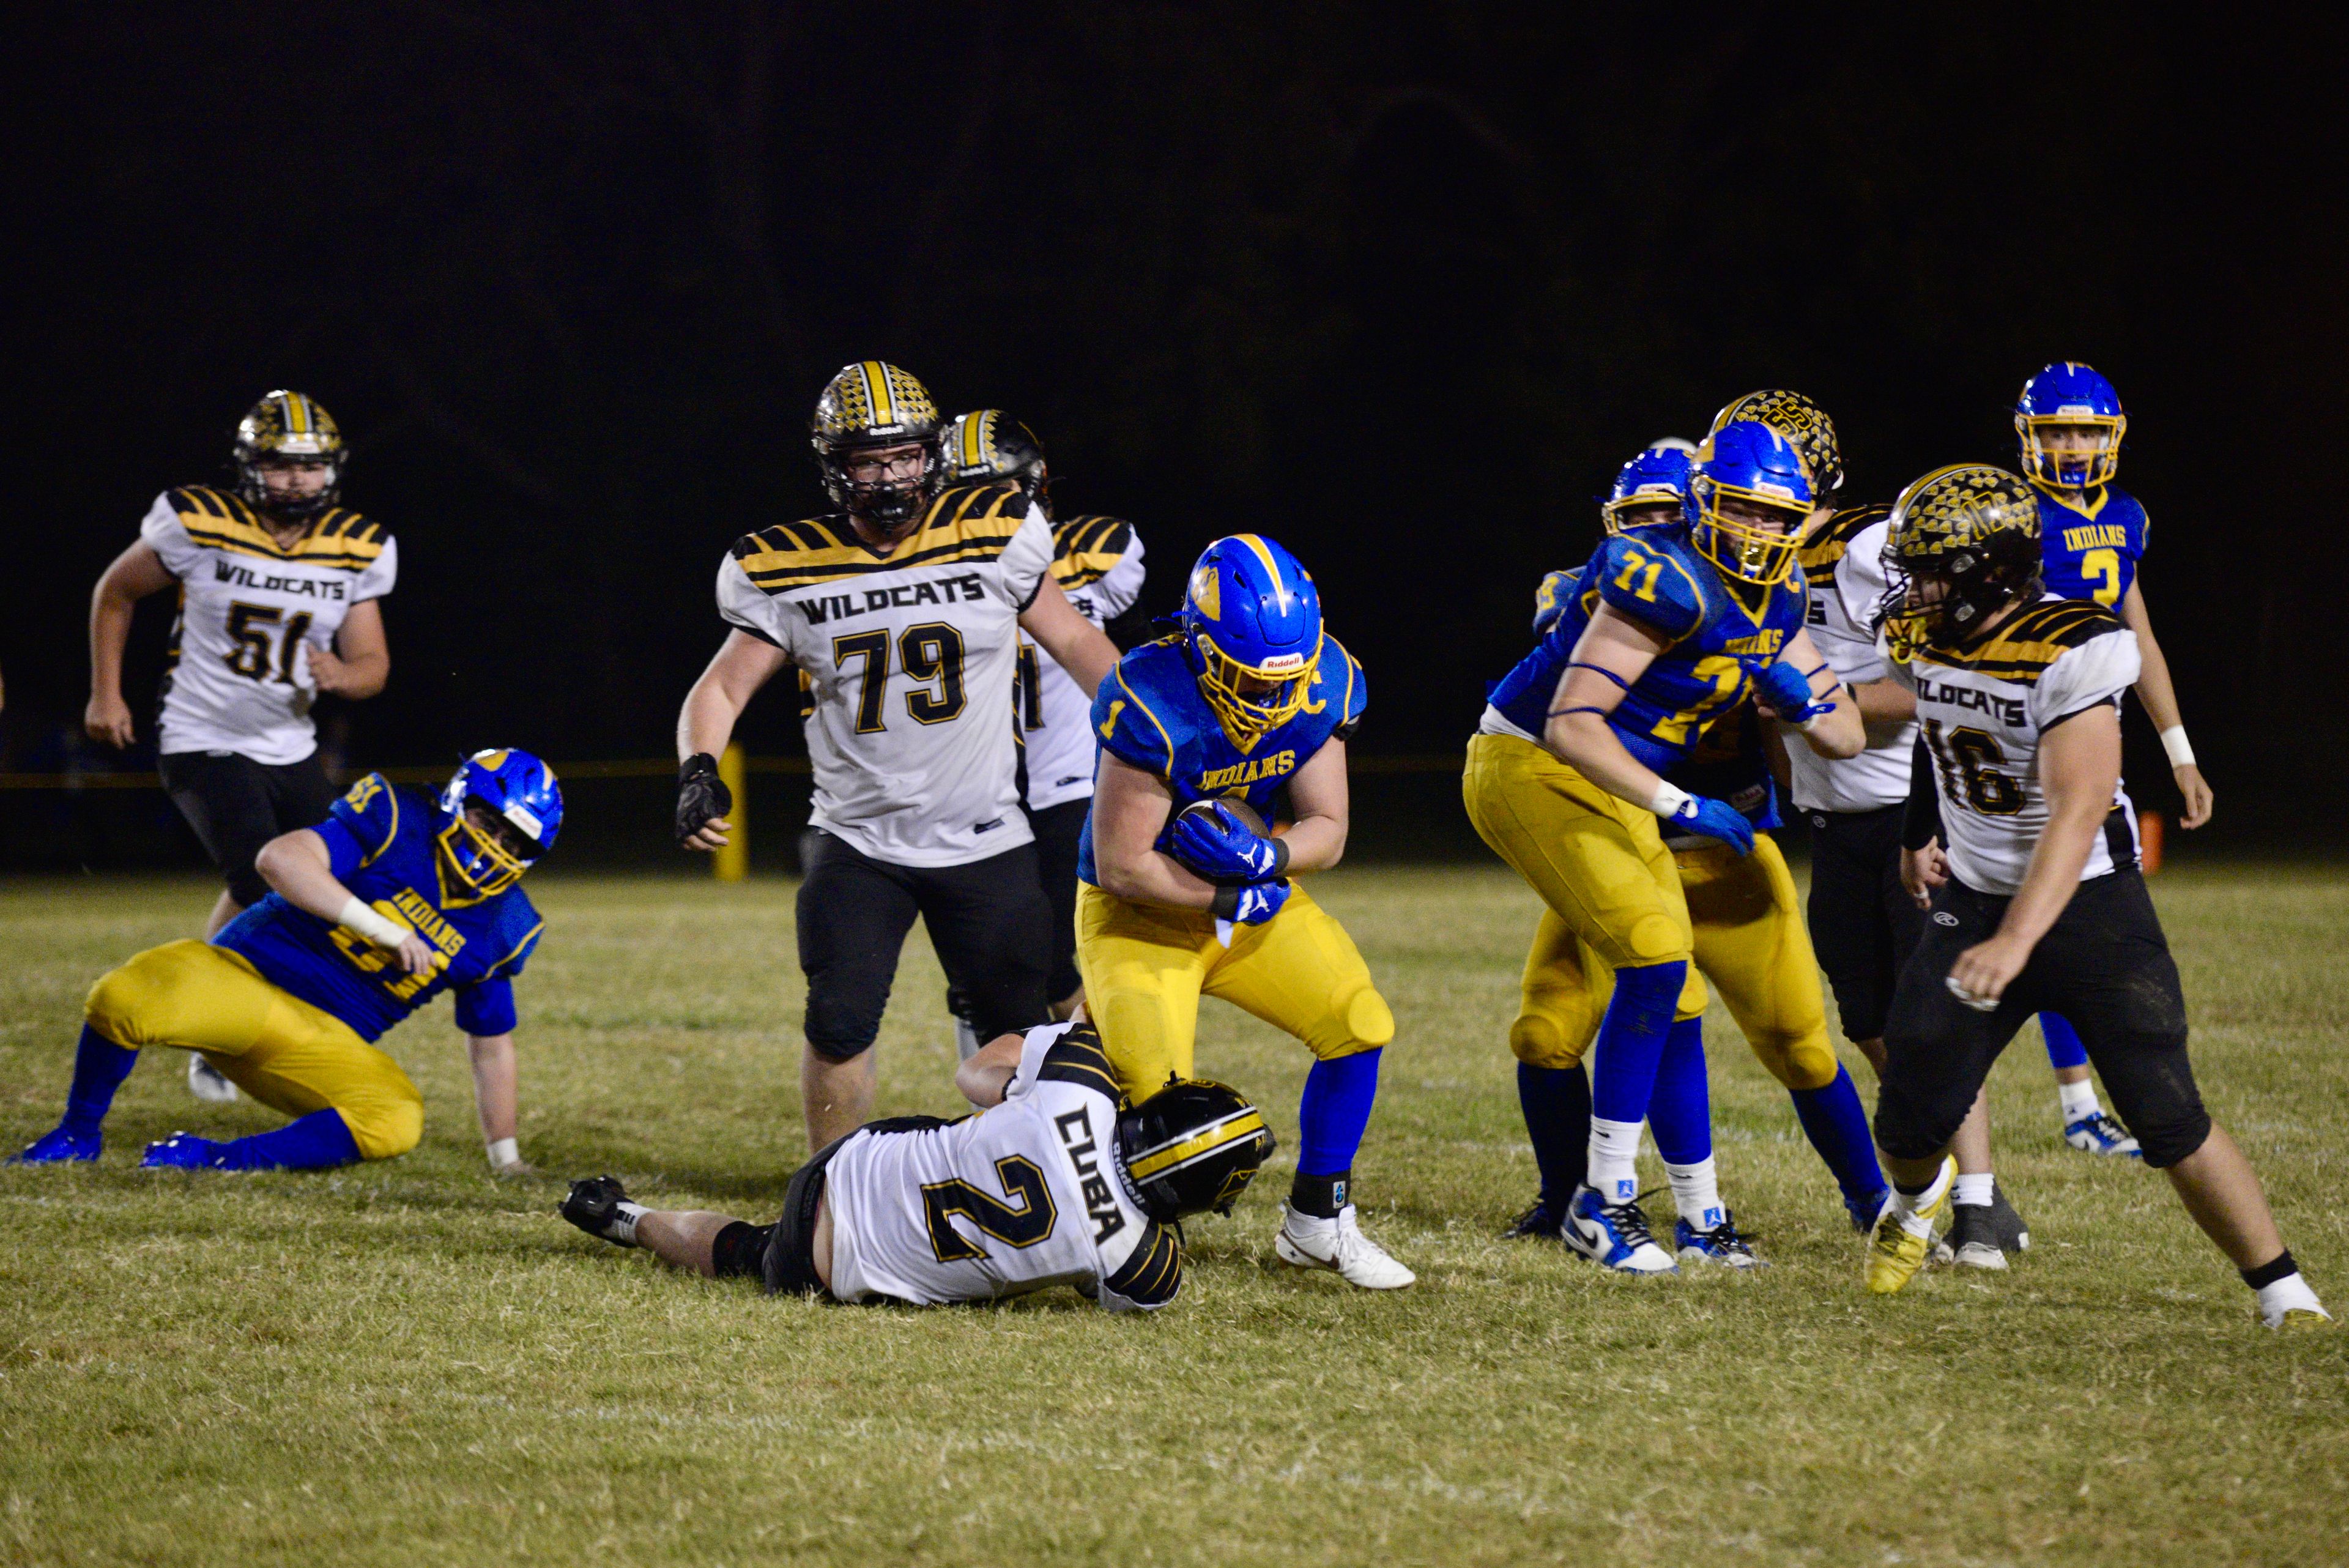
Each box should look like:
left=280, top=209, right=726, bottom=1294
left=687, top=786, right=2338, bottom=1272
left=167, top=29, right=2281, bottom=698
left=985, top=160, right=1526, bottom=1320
left=1465, top=422, right=1865, bottom=1273
left=560, top=1020, right=1272, bottom=1310
left=12, top=751, right=559, bottom=1175
left=1078, top=535, right=1413, bottom=1288
left=1860, top=466, right=2326, bottom=1328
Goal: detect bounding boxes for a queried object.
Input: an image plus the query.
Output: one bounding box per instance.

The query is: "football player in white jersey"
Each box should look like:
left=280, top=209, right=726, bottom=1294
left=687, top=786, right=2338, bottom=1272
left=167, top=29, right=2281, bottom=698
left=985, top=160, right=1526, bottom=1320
left=941, top=411, right=1146, bottom=1034
left=84, top=392, right=396, bottom=1105
left=558, top=1020, right=1273, bottom=1311
left=1859, top=466, right=2326, bottom=1328
left=675, top=363, right=1120, bottom=1152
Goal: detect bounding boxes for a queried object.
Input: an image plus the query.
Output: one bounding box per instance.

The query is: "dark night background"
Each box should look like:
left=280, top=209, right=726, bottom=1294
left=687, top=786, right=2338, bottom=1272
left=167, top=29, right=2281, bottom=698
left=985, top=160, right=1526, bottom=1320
left=6, top=4, right=2343, bottom=866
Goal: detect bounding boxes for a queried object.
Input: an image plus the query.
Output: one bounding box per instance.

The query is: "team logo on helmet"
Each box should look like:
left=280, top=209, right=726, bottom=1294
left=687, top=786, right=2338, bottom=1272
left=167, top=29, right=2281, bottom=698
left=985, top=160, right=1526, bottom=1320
left=811, top=362, right=945, bottom=525
left=234, top=390, right=346, bottom=519
left=2015, top=362, right=2126, bottom=489
left=1688, top=420, right=1814, bottom=589
left=1879, top=464, right=2044, bottom=659
left=1712, top=389, right=1841, bottom=500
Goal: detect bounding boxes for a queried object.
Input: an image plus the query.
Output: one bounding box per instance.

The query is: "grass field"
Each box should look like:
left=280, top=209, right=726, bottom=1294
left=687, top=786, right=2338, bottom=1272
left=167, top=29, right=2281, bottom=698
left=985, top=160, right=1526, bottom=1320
left=3, top=861, right=2346, bottom=1567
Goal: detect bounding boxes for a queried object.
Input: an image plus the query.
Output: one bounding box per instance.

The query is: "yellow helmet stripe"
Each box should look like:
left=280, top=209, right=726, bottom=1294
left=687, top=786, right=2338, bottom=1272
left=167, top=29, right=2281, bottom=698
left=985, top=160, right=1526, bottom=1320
left=283, top=392, right=310, bottom=434
left=962, top=411, right=990, bottom=468
left=1126, top=1107, right=1267, bottom=1181
left=1231, top=533, right=1294, bottom=608
left=859, top=360, right=896, bottom=426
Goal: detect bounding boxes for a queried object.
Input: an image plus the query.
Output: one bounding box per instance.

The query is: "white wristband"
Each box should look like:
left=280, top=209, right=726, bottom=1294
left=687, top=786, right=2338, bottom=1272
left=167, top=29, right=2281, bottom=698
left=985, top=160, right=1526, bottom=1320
left=2159, top=726, right=2195, bottom=769
left=336, top=896, right=410, bottom=948
left=1649, top=782, right=1693, bottom=820
left=486, top=1137, right=522, bottom=1171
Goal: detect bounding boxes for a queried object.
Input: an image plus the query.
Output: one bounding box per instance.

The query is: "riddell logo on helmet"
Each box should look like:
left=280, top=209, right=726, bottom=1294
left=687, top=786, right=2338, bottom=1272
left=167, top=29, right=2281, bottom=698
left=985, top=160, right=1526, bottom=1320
left=1256, top=653, right=1307, bottom=674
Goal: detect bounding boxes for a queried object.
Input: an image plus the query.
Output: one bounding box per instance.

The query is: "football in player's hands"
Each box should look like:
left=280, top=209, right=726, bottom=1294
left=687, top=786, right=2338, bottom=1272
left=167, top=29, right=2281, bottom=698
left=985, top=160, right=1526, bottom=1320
left=1168, top=798, right=1288, bottom=885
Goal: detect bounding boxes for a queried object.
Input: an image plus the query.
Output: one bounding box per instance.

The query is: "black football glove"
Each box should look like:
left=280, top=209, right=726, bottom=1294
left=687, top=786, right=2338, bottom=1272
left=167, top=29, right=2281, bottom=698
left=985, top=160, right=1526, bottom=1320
left=676, top=752, right=733, bottom=846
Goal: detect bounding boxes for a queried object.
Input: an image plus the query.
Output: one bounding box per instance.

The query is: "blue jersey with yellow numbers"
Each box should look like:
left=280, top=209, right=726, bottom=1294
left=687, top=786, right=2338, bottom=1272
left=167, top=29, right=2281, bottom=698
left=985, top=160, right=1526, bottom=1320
left=1488, top=529, right=1805, bottom=775
left=2032, top=480, right=2148, bottom=610
left=1527, top=562, right=1779, bottom=833
left=212, top=773, right=544, bottom=1043
left=1076, top=634, right=1367, bottom=887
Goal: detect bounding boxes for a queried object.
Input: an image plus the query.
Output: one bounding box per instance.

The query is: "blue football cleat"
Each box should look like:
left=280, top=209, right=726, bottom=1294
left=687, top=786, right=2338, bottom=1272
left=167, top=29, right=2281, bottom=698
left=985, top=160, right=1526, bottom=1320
left=11, top=1126, right=101, bottom=1164
left=1846, top=1186, right=1893, bottom=1235
left=2063, top=1110, right=2142, bottom=1157
left=141, top=1132, right=227, bottom=1170
left=1562, top=1184, right=1678, bottom=1274
left=1675, top=1212, right=1767, bottom=1269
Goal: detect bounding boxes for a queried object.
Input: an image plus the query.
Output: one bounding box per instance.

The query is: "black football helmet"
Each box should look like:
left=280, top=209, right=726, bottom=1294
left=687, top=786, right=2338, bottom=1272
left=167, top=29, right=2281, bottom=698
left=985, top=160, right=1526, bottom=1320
left=943, top=409, right=1047, bottom=511
left=234, top=390, right=345, bottom=519
left=1117, top=1077, right=1276, bottom=1221
left=811, top=360, right=944, bottom=526
left=1879, top=464, right=2044, bottom=658
left=1711, top=388, right=1842, bottom=502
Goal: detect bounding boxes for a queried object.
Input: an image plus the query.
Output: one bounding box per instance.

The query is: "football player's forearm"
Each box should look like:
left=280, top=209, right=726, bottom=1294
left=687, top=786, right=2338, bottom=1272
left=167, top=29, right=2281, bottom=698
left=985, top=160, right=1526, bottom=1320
left=1851, top=677, right=1917, bottom=726
left=1100, top=850, right=1220, bottom=910
left=468, top=1033, right=520, bottom=1145
left=87, top=590, right=135, bottom=699
left=1277, top=814, right=1347, bottom=874
left=1546, top=713, right=1664, bottom=808
left=1995, top=808, right=2102, bottom=953
left=677, top=678, right=742, bottom=761
left=2131, top=633, right=2184, bottom=732
left=254, top=830, right=354, bottom=921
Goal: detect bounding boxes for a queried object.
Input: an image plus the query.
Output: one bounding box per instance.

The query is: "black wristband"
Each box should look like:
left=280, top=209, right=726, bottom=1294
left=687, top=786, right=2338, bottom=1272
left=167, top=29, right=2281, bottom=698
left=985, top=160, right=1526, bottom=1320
left=680, top=752, right=719, bottom=784
left=1267, top=836, right=1291, bottom=880
left=1211, top=884, right=1240, bottom=919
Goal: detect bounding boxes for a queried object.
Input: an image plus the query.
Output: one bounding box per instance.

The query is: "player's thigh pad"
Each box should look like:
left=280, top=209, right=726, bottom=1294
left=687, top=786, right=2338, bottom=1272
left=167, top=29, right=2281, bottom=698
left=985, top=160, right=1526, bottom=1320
left=1511, top=915, right=1705, bottom=1068
left=1204, top=882, right=1395, bottom=1061
left=795, top=832, right=922, bottom=1061
left=1682, top=836, right=1838, bottom=1090
left=1461, top=734, right=1693, bottom=970
left=1074, top=883, right=1213, bottom=1101
left=1872, top=889, right=2028, bottom=1160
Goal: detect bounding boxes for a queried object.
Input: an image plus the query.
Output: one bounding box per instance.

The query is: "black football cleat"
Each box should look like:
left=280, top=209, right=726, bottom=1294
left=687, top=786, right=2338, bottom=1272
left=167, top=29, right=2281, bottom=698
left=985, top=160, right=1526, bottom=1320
left=1502, top=1198, right=1566, bottom=1241
left=561, top=1175, right=634, bottom=1244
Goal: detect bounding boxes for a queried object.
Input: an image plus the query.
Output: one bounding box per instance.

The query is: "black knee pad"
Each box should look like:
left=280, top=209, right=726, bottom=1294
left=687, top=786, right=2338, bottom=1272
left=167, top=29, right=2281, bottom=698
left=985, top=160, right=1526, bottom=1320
left=710, top=1221, right=773, bottom=1279
left=801, top=975, right=885, bottom=1061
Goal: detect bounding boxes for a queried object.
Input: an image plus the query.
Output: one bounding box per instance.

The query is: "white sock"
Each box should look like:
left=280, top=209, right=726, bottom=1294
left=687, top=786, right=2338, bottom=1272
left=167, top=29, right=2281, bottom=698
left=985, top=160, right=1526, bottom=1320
left=1953, top=1173, right=1995, bottom=1209
left=1586, top=1118, right=1644, bottom=1204
left=607, top=1200, right=648, bottom=1245
left=954, top=1016, right=983, bottom=1062
left=2256, top=1273, right=2326, bottom=1325
left=1664, top=1157, right=1724, bottom=1231
left=2058, top=1078, right=2101, bottom=1121
left=1891, top=1161, right=1953, bottom=1222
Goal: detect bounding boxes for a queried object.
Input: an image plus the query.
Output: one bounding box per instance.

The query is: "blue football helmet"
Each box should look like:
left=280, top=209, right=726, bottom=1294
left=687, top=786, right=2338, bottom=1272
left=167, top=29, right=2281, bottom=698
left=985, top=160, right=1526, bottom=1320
left=1600, top=445, right=1696, bottom=536
left=1688, top=420, right=1814, bottom=588
left=436, top=748, right=563, bottom=899
left=1177, top=535, right=1324, bottom=745
left=2016, top=362, right=2125, bottom=489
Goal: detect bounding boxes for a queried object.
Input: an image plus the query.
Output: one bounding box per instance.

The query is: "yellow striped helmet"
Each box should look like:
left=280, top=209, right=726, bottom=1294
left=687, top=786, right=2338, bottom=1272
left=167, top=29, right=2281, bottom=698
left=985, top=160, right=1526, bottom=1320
left=943, top=409, right=1047, bottom=505
left=1118, top=1077, right=1277, bottom=1219
left=233, top=390, right=345, bottom=518
left=811, top=360, right=944, bottom=525
left=1710, top=389, right=1842, bottom=503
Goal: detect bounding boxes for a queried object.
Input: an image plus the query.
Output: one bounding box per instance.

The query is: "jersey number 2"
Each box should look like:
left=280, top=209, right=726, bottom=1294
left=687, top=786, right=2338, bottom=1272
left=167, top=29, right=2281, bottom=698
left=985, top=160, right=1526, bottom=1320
left=922, top=1156, right=1058, bottom=1262
left=833, top=622, right=969, bottom=734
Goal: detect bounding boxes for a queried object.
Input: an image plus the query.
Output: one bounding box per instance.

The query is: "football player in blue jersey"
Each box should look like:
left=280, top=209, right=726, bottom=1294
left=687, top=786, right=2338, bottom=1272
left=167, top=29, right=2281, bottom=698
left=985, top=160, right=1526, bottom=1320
left=11, top=750, right=559, bottom=1175
left=2016, top=362, right=2206, bottom=1156
left=1078, top=535, right=1412, bottom=1289
left=1464, top=422, right=1865, bottom=1273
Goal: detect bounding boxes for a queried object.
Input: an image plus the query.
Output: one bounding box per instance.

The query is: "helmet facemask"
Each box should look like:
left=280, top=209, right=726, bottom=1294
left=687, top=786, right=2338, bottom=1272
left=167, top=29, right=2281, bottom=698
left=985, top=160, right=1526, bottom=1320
left=435, top=805, right=538, bottom=901
left=1877, top=465, right=2046, bottom=658
left=821, top=437, right=943, bottom=529
left=1189, top=629, right=1321, bottom=747
left=1690, top=478, right=1810, bottom=587
left=234, top=391, right=345, bottom=521
left=2016, top=414, right=2124, bottom=489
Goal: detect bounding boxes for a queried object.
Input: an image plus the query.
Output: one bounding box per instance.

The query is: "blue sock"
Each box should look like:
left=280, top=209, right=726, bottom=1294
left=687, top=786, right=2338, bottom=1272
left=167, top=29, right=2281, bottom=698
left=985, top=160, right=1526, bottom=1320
left=1645, top=1017, right=1712, bottom=1167
left=1515, top=1061, right=1590, bottom=1208
left=1789, top=1066, right=1887, bottom=1205
left=1588, top=961, right=1686, bottom=1124
left=2041, top=1013, right=2089, bottom=1071
left=61, top=1026, right=138, bottom=1138
left=209, top=1110, right=363, bottom=1172
left=1290, top=1049, right=1382, bottom=1217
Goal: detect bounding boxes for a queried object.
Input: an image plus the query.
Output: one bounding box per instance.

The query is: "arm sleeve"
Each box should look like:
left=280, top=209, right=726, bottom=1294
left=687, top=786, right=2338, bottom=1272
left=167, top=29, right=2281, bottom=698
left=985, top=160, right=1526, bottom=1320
left=453, top=978, right=518, bottom=1037
left=138, top=493, right=201, bottom=578
left=715, top=552, right=792, bottom=652
left=350, top=533, right=398, bottom=603
left=1592, top=535, right=1705, bottom=639
left=325, top=774, right=403, bottom=866
left=1092, top=666, right=1178, bottom=776
left=994, top=503, right=1056, bottom=611
left=1823, top=533, right=1894, bottom=684
left=1902, top=735, right=1945, bottom=850
left=2030, top=629, right=2141, bottom=730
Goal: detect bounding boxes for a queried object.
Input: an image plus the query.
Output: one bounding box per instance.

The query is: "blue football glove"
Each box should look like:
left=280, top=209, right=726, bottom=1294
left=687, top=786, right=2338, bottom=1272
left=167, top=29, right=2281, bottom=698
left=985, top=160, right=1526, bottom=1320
left=1664, top=795, right=1756, bottom=855
left=1751, top=659, right=1835, bottom=724
left=1168, top=801, right=1290, bottom=885
left=1217, top=878, right=1292, bottom=927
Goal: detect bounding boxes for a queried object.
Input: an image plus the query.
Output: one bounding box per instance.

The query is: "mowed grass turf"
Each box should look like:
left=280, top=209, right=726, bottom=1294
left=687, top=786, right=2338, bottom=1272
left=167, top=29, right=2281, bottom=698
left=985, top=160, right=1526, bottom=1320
left=2, top=861, right=2345, bottom=1567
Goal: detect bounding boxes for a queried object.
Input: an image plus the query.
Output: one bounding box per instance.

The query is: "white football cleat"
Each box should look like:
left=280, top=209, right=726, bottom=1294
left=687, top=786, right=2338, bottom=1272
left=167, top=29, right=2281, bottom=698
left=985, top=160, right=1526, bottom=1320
left=1563, top=1184, right=1679, bottom=1275
left=2063, top=1109, right=2141, bottom=1157
left=1274, top=1203, right=1416, bottom=1289
left=187, top=1054, right=239, bottom=1104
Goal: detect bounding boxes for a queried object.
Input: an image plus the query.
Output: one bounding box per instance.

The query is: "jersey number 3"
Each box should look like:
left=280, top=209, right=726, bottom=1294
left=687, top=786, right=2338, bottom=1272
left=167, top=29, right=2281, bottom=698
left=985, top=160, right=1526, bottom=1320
left=2081, top=548, right=2123, bottom=607
left=922, top=1156, right=1058, bottom=1261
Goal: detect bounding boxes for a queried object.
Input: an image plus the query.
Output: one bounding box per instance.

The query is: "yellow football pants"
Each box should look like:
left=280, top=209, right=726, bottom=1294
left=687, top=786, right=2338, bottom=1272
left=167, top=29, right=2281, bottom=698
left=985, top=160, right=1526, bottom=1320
left=1462, top=732, right=1700, bottom=1069
left=1504, top=834, right=1839, bottom=1091
left=84, top=940, right=425, bottom=1159
left=1075, top=880, right=1395, bottom=1103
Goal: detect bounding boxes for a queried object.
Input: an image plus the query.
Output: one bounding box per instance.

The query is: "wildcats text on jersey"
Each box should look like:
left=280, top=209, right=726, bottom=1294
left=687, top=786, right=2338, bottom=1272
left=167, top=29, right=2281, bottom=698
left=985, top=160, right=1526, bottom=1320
left=795, top=573, right=987, bottom=624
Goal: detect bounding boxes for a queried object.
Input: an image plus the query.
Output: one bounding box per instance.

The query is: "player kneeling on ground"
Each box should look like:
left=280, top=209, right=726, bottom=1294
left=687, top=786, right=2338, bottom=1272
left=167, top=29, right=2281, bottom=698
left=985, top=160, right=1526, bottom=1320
left=560, top=1020, right=1271, bottom=1311
left=1861, top=467, right=2326, bottom=1329
left=13, top=751, right=560, bottom=1175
